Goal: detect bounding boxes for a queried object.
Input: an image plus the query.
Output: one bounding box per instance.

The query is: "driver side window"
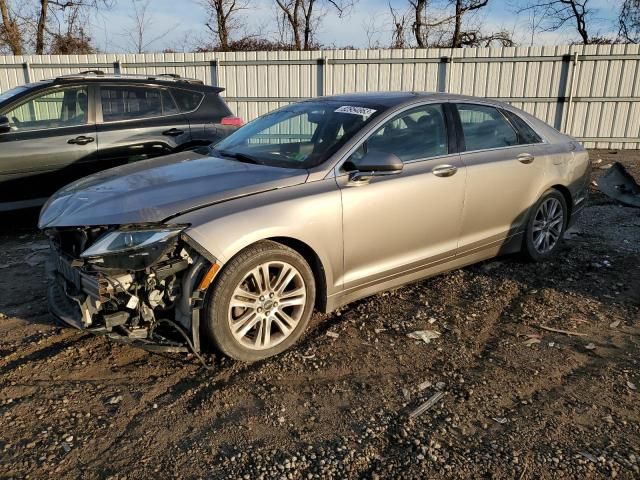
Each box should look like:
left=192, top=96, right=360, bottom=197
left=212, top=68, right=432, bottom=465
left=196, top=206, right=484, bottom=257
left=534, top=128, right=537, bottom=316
left=349, top=103, right=448, bottom=166
left=3, top=87, right=89, bottom=132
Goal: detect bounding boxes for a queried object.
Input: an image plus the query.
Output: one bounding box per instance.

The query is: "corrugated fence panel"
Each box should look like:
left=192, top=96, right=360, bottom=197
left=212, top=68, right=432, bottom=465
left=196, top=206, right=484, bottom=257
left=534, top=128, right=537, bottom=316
left=0, top=47, right=639, bottom=148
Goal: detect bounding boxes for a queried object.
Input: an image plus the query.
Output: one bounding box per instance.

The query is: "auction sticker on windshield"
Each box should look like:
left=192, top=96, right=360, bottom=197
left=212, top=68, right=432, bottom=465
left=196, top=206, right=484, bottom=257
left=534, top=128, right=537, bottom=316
left=334, top=106, right=377, bottom=117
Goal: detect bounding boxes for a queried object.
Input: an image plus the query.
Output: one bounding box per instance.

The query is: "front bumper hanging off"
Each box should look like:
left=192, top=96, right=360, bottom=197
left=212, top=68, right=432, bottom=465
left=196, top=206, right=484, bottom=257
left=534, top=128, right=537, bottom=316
left=46, top=244, right=214, bottom=355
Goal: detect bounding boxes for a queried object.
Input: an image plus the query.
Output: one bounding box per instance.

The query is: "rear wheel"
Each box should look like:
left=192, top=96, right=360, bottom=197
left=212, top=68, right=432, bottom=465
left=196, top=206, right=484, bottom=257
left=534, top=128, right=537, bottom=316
left=522, top=189, right=568, bottom=261
left=204, top=241, right=315, bottom=362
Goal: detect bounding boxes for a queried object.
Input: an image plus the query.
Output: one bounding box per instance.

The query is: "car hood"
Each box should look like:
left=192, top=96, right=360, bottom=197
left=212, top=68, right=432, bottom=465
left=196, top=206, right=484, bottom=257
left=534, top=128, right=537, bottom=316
left=38, top=151, right=309, bottom=228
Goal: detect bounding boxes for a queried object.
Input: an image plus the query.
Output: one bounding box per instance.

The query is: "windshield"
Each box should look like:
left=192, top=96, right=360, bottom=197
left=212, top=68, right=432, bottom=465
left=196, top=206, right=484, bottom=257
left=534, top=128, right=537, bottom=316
left=212, top=101, right=387, bottom=168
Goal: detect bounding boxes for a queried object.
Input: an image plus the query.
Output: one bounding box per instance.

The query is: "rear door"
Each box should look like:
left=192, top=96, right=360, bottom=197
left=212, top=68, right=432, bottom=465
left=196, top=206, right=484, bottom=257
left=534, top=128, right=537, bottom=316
left=453, top=103, right=545, bottom=254
left=0, top=85, right=97, bottom=210
left=95, top=84, right=191, bottom=170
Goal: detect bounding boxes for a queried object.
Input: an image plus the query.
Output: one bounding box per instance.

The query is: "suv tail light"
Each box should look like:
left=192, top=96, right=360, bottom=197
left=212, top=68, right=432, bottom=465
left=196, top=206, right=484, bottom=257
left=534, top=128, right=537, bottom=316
left=221, top=116, right=244, bottom=127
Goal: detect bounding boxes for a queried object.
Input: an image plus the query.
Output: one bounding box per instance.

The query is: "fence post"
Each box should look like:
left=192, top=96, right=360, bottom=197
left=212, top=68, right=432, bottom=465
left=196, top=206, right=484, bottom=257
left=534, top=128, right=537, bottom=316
left=438, top=56, right=449, bottom=92
left=23, top=62, right=31, bottom=83
left=210, top=59, right=218, bottom=87
left=113, top=60, right=121, bottom=74
left=317, top=57, right=326, bottom=97
left=562, top=51, right=579, bottom=134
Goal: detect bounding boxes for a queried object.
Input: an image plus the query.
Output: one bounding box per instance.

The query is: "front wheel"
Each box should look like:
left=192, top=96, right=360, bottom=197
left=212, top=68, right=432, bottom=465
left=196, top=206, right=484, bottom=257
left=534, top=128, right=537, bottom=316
left=203, top=241, right=316, bottom=362
left=522, top=189, right=568, bottom=261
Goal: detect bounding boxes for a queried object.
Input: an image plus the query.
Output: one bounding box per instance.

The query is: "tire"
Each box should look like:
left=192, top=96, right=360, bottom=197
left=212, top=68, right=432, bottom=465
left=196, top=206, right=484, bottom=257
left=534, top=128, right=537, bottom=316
left=522, top=189, right=568, bottom=261
left=203, top=240, right=316, bottom=362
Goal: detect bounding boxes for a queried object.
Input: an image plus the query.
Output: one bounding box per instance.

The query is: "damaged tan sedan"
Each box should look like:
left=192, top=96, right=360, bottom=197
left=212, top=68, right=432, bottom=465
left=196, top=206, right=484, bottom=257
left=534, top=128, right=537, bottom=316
left=40, top=92, right=590, bottom=362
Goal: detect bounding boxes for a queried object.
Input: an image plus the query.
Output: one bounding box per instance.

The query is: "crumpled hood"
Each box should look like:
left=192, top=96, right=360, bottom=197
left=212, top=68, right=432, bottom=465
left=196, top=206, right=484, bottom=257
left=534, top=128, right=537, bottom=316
left=39, top=151, right=309, bottom=228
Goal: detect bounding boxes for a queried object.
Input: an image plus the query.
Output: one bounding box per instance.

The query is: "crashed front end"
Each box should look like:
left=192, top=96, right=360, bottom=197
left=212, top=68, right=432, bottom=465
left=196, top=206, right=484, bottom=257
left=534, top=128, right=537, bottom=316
left=45, top=225, right=218, bottom=353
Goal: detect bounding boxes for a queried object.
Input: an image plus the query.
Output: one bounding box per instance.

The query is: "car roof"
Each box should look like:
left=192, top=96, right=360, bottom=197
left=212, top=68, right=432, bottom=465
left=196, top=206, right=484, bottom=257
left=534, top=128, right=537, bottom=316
left=316, top=91, right=516, bottom=108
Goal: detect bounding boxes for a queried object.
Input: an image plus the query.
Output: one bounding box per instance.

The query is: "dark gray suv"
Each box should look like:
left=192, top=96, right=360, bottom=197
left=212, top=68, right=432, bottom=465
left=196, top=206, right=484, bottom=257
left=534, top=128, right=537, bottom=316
left=0, top=71, right=241, bottom=212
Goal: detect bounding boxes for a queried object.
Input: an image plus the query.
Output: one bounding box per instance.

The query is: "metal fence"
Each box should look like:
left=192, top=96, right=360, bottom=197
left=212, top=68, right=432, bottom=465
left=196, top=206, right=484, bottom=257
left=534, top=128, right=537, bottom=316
left=1, top=43, right=640, bottom=149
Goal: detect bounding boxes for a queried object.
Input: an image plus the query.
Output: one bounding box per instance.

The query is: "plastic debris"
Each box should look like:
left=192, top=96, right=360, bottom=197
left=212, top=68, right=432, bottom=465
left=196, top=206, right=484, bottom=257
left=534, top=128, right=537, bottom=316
left=325, top=331, right=339, bottom=339
left=585, top=343, right=596, bottom=350
left=610, top=320, right=621, bottom=328
left=627, top=381, right=637, bottom=391
left=598, top=162, right=640, bottom=208
left=406, top=330, right=441, bottom=344
left=538, top=325, right=587, bottom=337
left=492, top=417, right=508, bottom=424
left=523, top=338, right=541, bottom=347
left=409, top=391, right=445, bottom=419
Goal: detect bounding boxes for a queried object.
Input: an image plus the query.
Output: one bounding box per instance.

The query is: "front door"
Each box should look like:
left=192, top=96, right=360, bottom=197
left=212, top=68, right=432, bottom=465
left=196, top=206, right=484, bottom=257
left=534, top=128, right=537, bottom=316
left=336, top=103, right=466, bottom=292
left=0, top=85, right=97, bottom=210
left=95, top=84, right=191, bottom=170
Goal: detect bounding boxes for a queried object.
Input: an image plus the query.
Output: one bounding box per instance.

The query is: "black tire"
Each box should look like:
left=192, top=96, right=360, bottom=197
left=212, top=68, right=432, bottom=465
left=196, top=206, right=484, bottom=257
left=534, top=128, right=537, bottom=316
left=203, top=240, right=316, bottom=362
left=522, top=189, right=568, bottom=261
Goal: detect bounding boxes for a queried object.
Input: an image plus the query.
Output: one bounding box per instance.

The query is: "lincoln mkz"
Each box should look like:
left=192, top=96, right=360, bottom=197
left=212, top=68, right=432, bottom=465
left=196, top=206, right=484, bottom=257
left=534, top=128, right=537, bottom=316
left=40, top=92, right=590, bottom=361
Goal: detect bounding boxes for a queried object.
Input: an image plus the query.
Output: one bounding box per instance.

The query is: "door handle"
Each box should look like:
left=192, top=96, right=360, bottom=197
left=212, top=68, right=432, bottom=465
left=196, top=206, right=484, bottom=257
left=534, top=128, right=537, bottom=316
left=517, top=153, right=535, bottom=164
left=162, top=128, right=184, bottom=136
left=67, top=136, right=94, bottom=145
left=432, top=164, right=458, bottom=177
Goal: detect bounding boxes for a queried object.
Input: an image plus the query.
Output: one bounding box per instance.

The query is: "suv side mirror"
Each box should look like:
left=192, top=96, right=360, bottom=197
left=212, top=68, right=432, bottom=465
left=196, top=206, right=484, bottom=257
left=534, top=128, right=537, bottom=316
left=345, top=150, right=403, bottom=184
left=0, top=115, right=10, bottom=134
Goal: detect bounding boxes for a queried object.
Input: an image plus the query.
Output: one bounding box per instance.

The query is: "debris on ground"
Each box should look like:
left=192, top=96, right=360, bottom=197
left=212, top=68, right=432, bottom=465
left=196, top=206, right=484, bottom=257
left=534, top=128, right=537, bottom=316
left=492, top=417, right=508, bottom=424
left=325, top=331, right=340, bottom=339
left=598, top=161, right=640, bottom=208
left=538, top=325, right=588, bottom=337
left=406, top=330, right=441, bottom=344
left=409, top=391, right=446, bottom=419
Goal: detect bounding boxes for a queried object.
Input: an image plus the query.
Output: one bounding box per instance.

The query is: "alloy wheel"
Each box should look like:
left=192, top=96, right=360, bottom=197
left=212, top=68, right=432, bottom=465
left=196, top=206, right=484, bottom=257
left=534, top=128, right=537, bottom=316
left=227, top=261, right=307, bottom=350
left=532, top=197, right=564, bottom=254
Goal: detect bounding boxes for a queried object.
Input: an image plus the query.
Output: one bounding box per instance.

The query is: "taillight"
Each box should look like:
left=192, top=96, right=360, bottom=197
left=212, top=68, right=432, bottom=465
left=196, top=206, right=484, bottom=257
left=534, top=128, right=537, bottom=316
left=221, top=116, right=244, bottom=127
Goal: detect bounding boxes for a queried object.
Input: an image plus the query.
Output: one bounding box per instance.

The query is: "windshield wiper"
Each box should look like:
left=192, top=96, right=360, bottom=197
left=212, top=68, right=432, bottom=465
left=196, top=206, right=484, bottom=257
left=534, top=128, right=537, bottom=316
left=214, top=149, right=264, bottom=165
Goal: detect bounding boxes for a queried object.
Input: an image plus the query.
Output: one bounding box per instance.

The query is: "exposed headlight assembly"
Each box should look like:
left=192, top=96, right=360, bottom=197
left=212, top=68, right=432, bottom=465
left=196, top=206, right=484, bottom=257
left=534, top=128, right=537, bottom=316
left=81, top=227, right=185, bottom=270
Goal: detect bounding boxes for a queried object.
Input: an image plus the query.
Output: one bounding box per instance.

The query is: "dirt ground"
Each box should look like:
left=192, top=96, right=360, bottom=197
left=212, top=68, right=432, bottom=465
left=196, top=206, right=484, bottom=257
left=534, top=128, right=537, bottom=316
left=1, top=150, right=639, bottom=480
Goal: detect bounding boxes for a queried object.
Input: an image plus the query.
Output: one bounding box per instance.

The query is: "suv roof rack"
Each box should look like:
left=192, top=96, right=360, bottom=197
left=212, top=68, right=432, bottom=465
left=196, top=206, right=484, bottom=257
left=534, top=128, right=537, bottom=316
left=55, top=72, right=204, bottom=85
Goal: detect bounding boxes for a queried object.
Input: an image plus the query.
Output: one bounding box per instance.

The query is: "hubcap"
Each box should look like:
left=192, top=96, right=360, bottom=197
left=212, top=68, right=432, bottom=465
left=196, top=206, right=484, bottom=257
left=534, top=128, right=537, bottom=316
left=532, top=197, right=564, bottom=254
left=227, top=261, right=306, bottom=350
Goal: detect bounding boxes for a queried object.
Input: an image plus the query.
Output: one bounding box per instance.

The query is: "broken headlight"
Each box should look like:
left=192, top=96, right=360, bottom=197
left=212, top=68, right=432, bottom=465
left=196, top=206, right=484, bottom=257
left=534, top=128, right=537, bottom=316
left=80, top=227, right=184, bottom=270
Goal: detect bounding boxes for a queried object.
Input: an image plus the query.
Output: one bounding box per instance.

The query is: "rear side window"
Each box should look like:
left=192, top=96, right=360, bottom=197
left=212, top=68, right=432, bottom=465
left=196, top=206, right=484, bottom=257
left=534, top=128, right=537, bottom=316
left=502, top=110, right=542, bottom=145
left=171, top=89, right=204, bottom=112
left=457, top=104, right=518, bottom=151
left=100, top=86, right=179, bottom=122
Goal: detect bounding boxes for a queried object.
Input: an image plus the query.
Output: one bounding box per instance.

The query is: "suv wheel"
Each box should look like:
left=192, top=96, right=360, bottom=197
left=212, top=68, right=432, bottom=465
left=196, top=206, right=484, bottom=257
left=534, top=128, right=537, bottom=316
left=522, top=189, right=568, bottom=261
left=204, top=241, right=315, bottom=362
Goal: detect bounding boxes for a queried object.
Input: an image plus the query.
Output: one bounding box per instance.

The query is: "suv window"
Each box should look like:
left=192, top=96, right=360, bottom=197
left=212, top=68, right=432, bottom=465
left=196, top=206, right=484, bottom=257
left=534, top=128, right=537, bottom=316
left=352, top=104, right=448, bottom=164
left=457, top=104, right=518, bottom=151
left=502, top=110, right=542, bottom=145
left=100, top=86, right=179, bottom=122
left=171, top=89, right=204, bottom=112
left=3, top=87, right=88, bottom=131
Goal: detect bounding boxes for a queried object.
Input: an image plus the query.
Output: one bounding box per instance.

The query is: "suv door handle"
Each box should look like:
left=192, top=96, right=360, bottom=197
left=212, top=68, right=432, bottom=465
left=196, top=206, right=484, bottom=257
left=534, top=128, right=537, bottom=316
left=432, top=164, right=458, bottom=177
left=517, top=153, right=535, bottom=164
left=162, top=128, right=184, bottom=136
left=68, top=136, right=94, bottom=145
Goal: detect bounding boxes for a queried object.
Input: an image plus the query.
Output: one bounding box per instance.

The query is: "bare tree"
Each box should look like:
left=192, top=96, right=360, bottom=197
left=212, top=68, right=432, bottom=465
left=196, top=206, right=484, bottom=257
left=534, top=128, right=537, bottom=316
left=450, top=0, right=488, bottom=47
left=202, top=0, right=248, bottom=51
left=0, top=0, right=24, bottom=54
left=274, top=0, right=355, bottom=50
left=619, top=0, right=640, bottom=43
left=389, top=3, right=409, bottom=48
left=120, top=0, right=176, bottom=53
left=408, top=0, right=456, bottom=48
left=518, top=0, right=591, bottom=44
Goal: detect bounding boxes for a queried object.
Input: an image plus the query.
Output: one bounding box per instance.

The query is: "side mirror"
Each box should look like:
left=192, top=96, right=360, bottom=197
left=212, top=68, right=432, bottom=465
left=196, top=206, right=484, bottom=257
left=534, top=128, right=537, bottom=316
left=0, top=115, right=10, bottom=134
left=345, top=151, right=403, bottom=184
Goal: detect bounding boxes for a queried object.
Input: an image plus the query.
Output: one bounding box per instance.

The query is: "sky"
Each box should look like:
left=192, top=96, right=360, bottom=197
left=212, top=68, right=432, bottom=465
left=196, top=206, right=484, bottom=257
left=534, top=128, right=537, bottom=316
left=90, top=0, right=622, bottom=53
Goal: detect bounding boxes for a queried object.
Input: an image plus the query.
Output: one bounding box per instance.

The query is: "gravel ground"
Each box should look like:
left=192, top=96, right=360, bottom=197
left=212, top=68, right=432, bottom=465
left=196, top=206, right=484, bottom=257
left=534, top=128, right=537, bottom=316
left=0, top=149, right=639, bottom=480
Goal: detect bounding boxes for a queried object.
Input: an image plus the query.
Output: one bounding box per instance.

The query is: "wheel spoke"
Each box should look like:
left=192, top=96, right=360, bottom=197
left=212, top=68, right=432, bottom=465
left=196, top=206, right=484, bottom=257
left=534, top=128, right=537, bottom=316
left=275, top=268, right=297, bottom=294
left=273, top=310, right=296, bottom=335
left=232, top=311, right=260, bottom=338
left=279, top=286, right=306, bottom=307
left=533, top=231, right=545, bottom=249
